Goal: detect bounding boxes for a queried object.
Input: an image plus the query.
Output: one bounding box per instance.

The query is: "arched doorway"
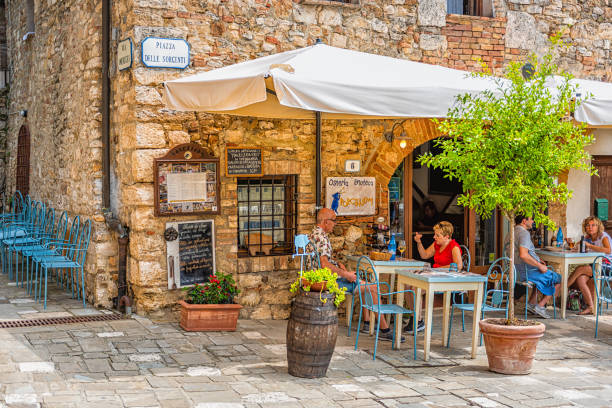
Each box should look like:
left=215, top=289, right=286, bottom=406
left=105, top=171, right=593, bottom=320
left=387, top=139, right=505, bottom=273
left=388, top=139, right=466, bottom=259
left=16, top=125, right=30, bottom=196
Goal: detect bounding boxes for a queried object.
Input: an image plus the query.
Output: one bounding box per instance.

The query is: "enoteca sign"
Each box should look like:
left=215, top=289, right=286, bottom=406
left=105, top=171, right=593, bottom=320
left=141, top=37, right=189, bottom=69
left=325, top=177, right=376, bottom=216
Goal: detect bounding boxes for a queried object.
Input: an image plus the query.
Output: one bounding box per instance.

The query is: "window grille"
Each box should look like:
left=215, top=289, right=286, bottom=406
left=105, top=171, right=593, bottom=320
left=237, top=175, right=298, bottom=257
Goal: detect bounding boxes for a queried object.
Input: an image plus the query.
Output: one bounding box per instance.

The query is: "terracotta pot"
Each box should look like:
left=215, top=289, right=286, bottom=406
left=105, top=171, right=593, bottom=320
left=479, top=318, right=545, bottom=375
left=301, top=278, right=327, bottom=292
left=179, top=300, right=242, bottom=331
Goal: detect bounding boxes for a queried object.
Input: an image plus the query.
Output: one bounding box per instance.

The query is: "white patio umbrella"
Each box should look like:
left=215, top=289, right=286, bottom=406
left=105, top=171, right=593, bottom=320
left=163, top=42, right=506, bottom=205
left=543, top=75, right=612, bottom=127
left=163, top=42, right=505, bottom=119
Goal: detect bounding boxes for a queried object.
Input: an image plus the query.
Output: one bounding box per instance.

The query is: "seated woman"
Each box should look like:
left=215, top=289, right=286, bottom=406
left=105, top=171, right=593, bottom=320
left=414, top=221, right=463, bottom=271
left=567, top=216, right=612, bottom=315
left=403, top=221, right=463, bottom=333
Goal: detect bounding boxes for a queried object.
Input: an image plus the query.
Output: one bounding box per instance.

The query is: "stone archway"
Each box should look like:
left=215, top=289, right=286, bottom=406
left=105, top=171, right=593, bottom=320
left=366, top=118, right=443, bottom=220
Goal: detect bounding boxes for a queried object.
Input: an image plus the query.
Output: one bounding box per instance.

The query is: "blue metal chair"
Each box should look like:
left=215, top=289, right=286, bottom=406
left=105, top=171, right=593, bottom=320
left=9, top=206, right=56, bottom=288
left=353, top=255, right=417, bottom=360
left=33, top=218, right=90, bottom=308
left=593, top=256, right=612, bottom=338
left=447, top=256, right=511, bottom=347
left=20, top=211, right=69, bottom=294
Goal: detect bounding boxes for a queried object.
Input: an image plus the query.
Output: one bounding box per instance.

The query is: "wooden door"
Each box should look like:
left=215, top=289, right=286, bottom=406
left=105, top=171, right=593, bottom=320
left=16, top=125, right=30, bottom=196
left=591, top=156, right=612, bottom=230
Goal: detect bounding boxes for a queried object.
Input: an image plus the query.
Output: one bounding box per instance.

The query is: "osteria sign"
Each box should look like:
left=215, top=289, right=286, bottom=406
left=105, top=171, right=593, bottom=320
left=141, top=37, right=190, bottom=69
left=325, top=177, right=376, bottom=216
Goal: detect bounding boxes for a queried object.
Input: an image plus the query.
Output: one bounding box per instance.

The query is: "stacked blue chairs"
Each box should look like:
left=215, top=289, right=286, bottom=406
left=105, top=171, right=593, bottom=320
left=0, top=192, right=27, bottom=276
left=447, top=256, right=511, bottom=347
left=8, top=206, right=55, bottom=288
left=593, top=256, right=612, bottom=338
left=32, top=218, right=91, bottom=308
left=354, top=255, right=418, bottom=360
left=19, top=211, right=69, bottom=295
left=2, top=199, right=43, bottom=280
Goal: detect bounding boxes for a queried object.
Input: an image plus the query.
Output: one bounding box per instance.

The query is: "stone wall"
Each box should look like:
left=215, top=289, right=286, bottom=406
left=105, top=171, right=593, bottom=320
left=5, top=0, right=116, bottom=308
left=4, top=0, right=611, bottom=317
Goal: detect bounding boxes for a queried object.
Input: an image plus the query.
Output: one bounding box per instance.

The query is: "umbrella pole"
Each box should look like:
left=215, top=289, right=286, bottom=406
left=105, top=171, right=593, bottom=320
left=316, top=111, right=322, bottom=212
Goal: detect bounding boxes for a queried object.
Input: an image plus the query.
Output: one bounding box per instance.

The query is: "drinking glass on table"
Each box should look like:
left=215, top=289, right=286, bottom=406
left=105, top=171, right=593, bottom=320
left=566, top=237, right=575, bottom=250
left=398, top=239, right=406, bottom=259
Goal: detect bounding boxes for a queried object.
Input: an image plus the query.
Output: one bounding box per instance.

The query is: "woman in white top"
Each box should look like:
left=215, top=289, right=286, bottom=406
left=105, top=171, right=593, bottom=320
left=567, top=216, right=612, bottom=315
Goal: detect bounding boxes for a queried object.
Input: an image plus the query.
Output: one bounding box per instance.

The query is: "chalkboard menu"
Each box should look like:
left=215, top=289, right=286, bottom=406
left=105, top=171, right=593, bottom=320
left=166, top=220, right=215, bottom=288
left=226, top=147, right=263, bottom=177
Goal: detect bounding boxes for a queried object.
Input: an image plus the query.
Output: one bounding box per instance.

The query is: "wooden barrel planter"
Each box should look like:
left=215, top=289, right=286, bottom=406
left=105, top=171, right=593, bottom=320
left=286, top=289, right=338, bottom=378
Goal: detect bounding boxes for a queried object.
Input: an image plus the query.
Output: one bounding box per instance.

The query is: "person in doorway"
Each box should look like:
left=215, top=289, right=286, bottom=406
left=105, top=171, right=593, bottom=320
left=307, top=208, right=401, bottom=341
left=511, top=215, right=561, bottom=319
left=567, top=216, right=612, bottom=315
left=416, top=200, right=442, bottom=231
left=404, top=221, right=464, bottom=332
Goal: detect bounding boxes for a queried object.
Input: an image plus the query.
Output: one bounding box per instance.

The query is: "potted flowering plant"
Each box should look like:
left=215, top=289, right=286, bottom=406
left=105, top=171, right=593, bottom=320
left=179, top=272, right=242, bottom=331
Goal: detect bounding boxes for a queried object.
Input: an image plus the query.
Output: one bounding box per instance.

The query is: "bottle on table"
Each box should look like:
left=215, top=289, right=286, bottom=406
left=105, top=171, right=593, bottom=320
left=580, top=235, right=586, bottom=253
left=556, top=228, right=564, bottom=248
left=388, top=233, right=396, bottom=261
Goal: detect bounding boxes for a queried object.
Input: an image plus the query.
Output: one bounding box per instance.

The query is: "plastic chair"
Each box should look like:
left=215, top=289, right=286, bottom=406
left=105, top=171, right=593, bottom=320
left=292, top=234, right=312, bottom=279
left=593, top=256, right=612, bottom=338
left=448, top=256, right=511, bottom=347
left=353, top=255, right=417, bottom=360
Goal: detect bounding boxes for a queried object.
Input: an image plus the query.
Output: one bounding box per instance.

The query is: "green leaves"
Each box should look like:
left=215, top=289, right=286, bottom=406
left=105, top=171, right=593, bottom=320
left=418, top=39, right=594, bottom=230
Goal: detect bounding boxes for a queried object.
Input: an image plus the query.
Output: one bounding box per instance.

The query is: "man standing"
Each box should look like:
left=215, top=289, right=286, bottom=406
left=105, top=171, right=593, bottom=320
left=511, top=215, right=561, bottom=319
left=308, top=208, right=398, bottom=340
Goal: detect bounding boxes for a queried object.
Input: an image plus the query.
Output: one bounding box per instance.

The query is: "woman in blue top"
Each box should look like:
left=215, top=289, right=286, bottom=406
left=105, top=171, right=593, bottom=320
left=567, top=216, right=612, bottom=315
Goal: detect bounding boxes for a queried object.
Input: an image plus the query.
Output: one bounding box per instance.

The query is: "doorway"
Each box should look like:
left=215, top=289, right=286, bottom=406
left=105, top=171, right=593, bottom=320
left=388, top=139, right=506, bottom=272
left=388, top=140, right=466, bottom=261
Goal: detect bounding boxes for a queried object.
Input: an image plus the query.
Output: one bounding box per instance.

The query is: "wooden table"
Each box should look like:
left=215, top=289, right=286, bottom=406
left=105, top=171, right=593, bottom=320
left=394, top=268, right=487, bottom=361
left=535, top=249, right=606, bottom=319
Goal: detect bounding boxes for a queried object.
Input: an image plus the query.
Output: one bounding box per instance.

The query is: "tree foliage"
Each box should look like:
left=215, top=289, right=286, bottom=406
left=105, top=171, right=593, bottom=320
left=418, top=34, right=595, bottom=322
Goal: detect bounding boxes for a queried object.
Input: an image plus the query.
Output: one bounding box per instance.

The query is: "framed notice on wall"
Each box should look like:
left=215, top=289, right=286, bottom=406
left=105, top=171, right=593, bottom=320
left=325, top=177, right=376, bottom=216
left=225, top=147, right=263, bottom=177
left=166, top=220, right=215, bottom=289
left=154, top=143, right=220, bottom=216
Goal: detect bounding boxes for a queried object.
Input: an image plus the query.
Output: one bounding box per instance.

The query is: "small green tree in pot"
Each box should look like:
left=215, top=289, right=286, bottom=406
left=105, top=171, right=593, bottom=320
left=418, top=33, right=595, bottom=374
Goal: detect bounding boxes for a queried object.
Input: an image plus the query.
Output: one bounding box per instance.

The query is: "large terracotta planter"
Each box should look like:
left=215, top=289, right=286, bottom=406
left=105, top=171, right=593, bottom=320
left=179, top=300, right=242, bottom=331
left=479, top=318, right=545, bottom=375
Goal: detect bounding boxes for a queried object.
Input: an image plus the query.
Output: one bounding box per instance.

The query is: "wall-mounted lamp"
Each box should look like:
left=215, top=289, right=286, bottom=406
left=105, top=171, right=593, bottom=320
left=19, top=110, right=28, bottom=118
left=384, top=120, right=412, bottom=149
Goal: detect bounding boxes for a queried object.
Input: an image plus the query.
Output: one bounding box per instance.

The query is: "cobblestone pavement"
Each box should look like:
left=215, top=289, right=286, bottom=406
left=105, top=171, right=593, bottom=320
left=0, top=276, right=611, bottom=407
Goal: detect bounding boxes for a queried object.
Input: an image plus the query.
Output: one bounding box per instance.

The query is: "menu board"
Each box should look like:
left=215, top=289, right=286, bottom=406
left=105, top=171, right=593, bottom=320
left=226, top=147, right=263, bottom=177
left=166, top=220, right=215, bottom=288
left=154, top=143, right=220, bottom=216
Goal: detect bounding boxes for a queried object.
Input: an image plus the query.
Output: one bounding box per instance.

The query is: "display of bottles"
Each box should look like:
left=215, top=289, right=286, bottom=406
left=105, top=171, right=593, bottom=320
left=388, top=233, right=396, bottom=261
left=556, top=228, right=563, bottom=248
left=580, top=235, right=586, bottom=253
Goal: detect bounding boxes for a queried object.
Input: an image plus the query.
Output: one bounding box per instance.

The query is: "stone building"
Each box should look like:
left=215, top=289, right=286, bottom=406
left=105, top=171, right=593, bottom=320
left=2, top=0, right=611, bottom=317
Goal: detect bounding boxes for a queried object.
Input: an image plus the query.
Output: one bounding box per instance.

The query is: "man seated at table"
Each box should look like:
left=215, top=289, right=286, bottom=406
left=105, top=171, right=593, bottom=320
left=308, top=208, right=399, bottom=341
left=511, top=215, right=561, bottom=319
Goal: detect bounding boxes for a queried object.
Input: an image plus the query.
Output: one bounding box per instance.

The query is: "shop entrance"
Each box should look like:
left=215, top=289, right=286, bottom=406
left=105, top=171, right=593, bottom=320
left=388, top=139, right=505, bottom=272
